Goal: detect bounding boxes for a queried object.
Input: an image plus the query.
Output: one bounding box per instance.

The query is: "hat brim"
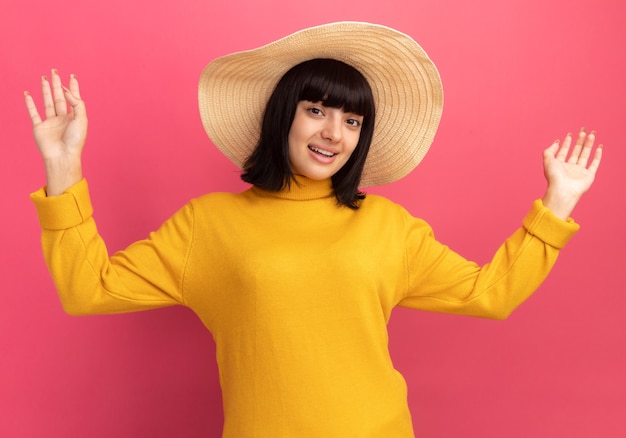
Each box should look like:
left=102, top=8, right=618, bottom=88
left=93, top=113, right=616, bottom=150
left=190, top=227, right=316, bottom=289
left=198, top=21, right=443, bottom=187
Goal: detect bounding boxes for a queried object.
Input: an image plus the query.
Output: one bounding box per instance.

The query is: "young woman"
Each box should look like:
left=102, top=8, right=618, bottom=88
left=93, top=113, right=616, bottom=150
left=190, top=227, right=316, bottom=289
left=25, top=22, right=602, bottom=437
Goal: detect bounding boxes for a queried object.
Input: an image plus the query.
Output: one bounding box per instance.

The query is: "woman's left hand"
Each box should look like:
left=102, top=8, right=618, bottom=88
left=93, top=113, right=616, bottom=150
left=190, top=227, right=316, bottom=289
left=541, top=128, right=603, bottom=220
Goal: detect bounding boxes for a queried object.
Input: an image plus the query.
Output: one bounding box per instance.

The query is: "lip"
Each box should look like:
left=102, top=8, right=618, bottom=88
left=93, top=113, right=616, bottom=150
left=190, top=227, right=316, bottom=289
left=308, top=145, right=339, bottom=164
left=307, top=144, right=339, bottom=164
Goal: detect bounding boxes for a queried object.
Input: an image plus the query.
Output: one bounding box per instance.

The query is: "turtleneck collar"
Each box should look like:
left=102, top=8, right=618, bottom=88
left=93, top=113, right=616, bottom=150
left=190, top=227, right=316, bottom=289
left=252, top=175, right=334, bottom=201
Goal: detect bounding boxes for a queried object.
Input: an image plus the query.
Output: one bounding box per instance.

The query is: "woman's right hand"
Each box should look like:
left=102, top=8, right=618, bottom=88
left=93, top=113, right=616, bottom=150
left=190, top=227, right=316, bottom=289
left=25, top=69, right=88, bottom=196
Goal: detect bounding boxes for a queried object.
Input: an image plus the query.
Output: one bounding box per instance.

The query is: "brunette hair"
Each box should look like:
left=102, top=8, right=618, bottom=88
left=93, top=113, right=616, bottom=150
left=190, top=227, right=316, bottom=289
left=241, top=58, right=376, bottom=209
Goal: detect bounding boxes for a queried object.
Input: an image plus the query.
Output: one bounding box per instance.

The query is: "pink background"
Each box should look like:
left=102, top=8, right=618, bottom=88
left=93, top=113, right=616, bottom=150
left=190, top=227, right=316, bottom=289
left=2, top=0, right=624, bottom=436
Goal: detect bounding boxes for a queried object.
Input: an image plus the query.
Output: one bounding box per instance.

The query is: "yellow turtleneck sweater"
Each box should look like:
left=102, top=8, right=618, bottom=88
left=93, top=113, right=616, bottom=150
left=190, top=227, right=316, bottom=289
left=31, top=178, right=579, bottom=437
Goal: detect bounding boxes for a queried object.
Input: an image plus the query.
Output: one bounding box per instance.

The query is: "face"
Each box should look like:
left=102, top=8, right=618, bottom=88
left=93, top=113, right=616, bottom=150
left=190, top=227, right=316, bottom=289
left=287, top=100, right=363, bottom=180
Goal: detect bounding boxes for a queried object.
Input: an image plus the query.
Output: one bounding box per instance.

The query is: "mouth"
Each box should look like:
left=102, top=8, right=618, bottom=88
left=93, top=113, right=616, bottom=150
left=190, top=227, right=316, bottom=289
left=308, top=146, right=337, bottom=157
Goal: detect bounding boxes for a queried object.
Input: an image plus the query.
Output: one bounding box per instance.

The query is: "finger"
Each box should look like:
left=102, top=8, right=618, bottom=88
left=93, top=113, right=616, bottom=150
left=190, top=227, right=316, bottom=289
left=41, top=75, right=56, bottom=119
left=24, top=91, right=43, bottom=125
left=556, top=132, right=572, bottom=160
left=577, top=130, right=596, bottom=166
left=50, top=68, right=67, bottom=116
left=567, top=128, right=586, bottom=164
left=68, top=73, right=81, bottom=99
left=543, top=139, right=560, bottom=159
left=64, top=87, right=85, bottom=117
left=63, top=76, right=87, bottom=119
left=587, top=144, right=603, bottom=174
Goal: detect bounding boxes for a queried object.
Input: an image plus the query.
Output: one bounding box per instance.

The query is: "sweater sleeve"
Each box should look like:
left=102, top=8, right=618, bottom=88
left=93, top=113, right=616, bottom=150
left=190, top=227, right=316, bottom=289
left=398, top=200, right=580, bottom=319
left=30, top=179, right=193, bottom=315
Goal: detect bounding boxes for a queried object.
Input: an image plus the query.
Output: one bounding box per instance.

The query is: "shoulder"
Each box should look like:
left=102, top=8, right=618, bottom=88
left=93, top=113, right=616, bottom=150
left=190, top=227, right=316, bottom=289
left=360, top=193, right=411, bottom=216
left=189, top=189, right=252, bottom=209
left=360, top=194, right=434, bottom=235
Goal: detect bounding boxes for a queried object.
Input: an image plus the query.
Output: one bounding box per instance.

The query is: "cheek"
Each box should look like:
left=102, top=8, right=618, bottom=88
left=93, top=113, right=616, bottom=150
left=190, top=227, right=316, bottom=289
left=287, top=130, right=303, bottom=170
left=346, top=131, right=361, bottom=154
left=287, top=127, right=299, bottom=156
left=288, top=119, right=306, bottom=148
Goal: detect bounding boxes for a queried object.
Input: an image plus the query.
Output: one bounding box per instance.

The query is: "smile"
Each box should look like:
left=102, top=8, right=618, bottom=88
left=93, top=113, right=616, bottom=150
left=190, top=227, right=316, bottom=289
left=308, top=146, right=337, bottom=157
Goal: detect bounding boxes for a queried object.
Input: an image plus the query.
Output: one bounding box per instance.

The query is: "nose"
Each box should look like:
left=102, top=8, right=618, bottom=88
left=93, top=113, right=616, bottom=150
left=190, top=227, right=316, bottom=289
left=321, top=114, right=342, bottom=143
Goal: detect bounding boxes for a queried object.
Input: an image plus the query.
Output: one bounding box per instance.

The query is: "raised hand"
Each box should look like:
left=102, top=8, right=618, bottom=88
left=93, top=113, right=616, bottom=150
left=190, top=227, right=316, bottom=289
left=542, top=128, right=603, bottom=220
left=25, top=69, right=87, bottom=196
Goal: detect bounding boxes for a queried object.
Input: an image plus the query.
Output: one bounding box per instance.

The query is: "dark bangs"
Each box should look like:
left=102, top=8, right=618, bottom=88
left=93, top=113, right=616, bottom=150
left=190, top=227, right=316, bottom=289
left=298, top=58, right=374, bottom=119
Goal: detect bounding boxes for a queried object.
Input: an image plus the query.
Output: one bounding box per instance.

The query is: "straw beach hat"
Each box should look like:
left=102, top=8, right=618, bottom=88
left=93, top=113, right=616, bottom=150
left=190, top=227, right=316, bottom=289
left=198, top=21, right=443, bottom=187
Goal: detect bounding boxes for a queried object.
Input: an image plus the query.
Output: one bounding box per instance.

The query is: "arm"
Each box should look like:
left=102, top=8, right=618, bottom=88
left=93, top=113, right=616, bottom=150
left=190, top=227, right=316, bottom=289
left=31, top=180, right=193, bottom=315
left=27, top=71, right=189, bottom=315
left=399, top=130, right=602, bottom=319
left=399, top=202, right=578, bottom=319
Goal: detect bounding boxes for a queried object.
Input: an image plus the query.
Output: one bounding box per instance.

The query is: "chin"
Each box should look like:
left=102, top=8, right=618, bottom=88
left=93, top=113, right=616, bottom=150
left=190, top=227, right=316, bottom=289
left=300, top=170, right=337, bottom=180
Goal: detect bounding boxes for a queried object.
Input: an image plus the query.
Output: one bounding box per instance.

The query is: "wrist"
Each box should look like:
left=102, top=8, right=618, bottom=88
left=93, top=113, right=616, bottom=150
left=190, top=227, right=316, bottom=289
left=44, top=157, right=83, bottom=197
left=542, top=187, right=581, bottom=221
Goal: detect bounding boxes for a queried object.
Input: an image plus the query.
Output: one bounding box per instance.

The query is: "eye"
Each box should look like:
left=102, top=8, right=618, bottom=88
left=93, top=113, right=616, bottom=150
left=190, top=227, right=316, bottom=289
left=307, top=106, right=324, bottom=116
left=346, top=118, right=362, bottom=128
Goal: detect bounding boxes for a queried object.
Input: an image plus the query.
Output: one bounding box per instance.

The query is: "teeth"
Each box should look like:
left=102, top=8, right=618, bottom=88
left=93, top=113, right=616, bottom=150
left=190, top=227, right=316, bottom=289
left=309, top=146, right=335, bottom=157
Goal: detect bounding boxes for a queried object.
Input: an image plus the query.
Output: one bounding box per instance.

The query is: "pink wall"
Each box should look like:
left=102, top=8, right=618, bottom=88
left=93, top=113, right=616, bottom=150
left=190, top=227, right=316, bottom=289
left=2, top=0, right=624, bottom=436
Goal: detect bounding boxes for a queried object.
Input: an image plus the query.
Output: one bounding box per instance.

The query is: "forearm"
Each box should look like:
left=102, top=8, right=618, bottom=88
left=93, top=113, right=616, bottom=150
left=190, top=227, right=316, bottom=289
left=542, top=185, right=580, bottom=221
left=42, top=222, right=161, bottom=315
left=469, top=201, right=579, bottom=318
left=43, top=156, right=83, bottom=197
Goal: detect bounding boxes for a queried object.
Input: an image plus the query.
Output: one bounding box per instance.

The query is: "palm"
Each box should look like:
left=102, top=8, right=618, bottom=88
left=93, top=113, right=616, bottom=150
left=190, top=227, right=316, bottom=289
left=33, top=113, right=85, bottom=158
left=545, top=151, right=596, bottom=196
left=541, top=129, right=603, bottom=220
left=25, top=71, right=88, bottom=162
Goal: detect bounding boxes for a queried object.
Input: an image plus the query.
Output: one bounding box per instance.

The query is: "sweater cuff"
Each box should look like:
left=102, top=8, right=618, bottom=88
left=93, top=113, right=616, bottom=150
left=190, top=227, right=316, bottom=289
left=30, top=179, right=94, bottom=230
left=522, top=199, right=580, bottom=249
